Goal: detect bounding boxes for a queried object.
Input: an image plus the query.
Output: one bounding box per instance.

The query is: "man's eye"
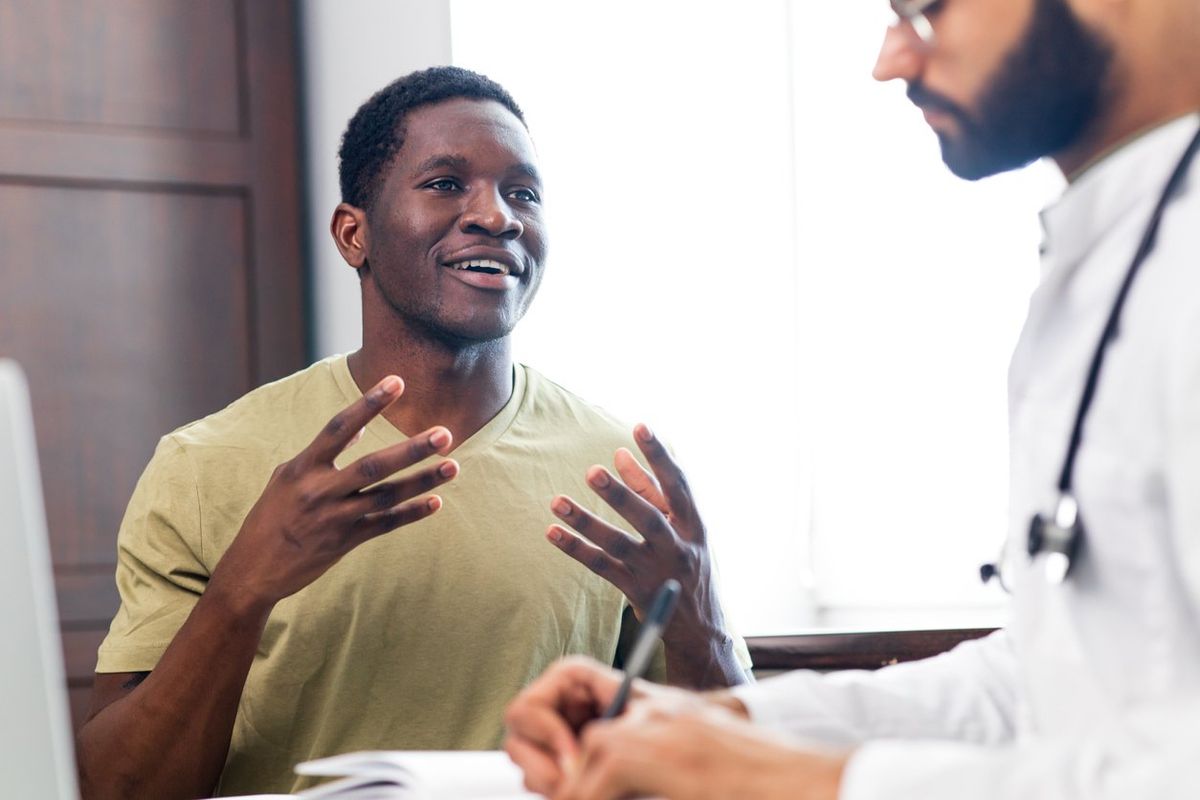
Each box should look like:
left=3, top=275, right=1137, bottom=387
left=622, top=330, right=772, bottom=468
left=509, top=188, right=540, bottom=203
left=427, top=179, right=460, bottom=191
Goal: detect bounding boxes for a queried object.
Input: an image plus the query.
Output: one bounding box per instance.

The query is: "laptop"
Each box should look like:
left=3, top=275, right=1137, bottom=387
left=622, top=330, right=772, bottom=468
left=0, top=359, right=80, bottom=798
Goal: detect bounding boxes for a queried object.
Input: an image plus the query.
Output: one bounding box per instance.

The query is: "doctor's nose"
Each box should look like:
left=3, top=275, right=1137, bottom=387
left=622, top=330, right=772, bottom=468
left=460, top=189, right=523, bottom=240
left=873, top=24, right=925, bottom=83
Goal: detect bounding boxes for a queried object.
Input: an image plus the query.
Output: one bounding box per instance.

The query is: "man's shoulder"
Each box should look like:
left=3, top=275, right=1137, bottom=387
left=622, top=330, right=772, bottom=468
left=164, top=356, right=348, bottom=460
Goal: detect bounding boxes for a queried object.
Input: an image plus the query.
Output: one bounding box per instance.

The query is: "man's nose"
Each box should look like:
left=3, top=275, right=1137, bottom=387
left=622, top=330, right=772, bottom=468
left=460, top=188, right=523, bottom=239
left=873, top=24, right=924, bottom=83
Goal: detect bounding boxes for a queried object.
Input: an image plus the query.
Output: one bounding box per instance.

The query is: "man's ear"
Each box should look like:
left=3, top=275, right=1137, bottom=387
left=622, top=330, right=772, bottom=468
left=330, top=202, right=369, bottom=270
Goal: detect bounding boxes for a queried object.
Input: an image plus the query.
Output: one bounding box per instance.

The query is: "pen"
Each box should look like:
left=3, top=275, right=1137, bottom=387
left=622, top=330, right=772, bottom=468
left=601, top=579, right=682, bottom=719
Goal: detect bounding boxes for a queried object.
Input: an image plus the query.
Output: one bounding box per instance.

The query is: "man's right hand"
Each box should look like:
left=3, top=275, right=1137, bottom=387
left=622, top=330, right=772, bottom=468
left=209, top=374, right=459, bottom=609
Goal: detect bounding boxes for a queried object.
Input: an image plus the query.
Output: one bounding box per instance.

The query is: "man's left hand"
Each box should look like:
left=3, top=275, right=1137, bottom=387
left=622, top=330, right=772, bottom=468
left=547, top=423, right=746, bottom=687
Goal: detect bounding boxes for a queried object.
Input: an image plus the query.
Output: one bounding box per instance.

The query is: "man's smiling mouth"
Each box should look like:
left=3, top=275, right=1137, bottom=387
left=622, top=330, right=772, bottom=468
left=448, top=258, right=510, bottom=276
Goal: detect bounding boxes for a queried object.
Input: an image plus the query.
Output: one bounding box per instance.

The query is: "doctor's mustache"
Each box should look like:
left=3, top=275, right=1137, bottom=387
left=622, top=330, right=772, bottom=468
left=907, top=82, right=973, bottom=129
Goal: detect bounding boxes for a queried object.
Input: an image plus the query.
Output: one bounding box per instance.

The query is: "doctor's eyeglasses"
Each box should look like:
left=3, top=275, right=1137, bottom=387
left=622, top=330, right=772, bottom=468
left=890, top=0, right=940, bottom=49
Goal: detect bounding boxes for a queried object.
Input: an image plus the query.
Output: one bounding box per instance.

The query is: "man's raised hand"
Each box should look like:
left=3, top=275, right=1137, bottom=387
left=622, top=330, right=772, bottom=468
left=210, top=375, right=458, bottom=609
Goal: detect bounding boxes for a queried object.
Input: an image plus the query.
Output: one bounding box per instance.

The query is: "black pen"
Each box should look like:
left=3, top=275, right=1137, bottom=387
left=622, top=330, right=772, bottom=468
left=601, top=579, right=682, bottom=719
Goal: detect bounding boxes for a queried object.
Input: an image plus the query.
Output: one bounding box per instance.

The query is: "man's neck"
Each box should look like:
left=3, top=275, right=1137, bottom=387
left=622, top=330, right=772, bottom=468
left=346, top=332, right=515, bottom=450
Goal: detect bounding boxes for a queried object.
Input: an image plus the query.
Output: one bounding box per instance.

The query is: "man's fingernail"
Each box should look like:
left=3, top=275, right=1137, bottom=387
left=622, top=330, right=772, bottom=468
left=430, top=428, right=451, bottom=448
left=380, top=376, right=401, bottom=394
left=548, top=526, right=564, bottom=543
left=637, top=425, right=653, bottom=443
left=439, top=460, right=457, bottom=477
left=591, top=469, right=611, bottom=488
left=553, top=498, right=571, bottom=515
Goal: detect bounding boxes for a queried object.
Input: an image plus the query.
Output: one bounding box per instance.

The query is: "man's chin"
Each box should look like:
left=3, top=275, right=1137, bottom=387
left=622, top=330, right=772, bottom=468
left=425, top=316, right=519, bottom=347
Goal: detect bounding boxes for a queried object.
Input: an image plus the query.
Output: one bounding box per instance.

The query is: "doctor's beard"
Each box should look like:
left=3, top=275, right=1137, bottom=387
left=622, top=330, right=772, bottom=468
left=910, top=0, right=1116, bottom=180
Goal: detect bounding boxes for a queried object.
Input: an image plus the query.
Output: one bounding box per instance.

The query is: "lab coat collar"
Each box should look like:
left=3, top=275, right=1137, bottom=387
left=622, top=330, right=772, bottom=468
left=1038, top=113, right=1200, bottom=278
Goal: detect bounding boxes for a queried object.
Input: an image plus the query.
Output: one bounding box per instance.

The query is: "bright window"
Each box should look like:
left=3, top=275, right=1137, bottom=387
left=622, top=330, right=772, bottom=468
left=451, top=0, right=1063, bottom=634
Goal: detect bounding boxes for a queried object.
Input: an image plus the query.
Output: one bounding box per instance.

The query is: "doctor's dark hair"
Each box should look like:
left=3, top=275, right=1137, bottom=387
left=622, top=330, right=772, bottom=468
left=337, top=66, right=527, bottom=211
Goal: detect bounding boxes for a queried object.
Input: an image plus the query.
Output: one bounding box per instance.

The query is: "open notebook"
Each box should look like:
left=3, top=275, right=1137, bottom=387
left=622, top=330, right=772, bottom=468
left=223, top=750, right=539, bottom=800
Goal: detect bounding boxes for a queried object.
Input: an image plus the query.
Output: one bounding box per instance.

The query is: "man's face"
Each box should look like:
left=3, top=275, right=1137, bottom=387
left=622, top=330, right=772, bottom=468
left=877, top=0, right=1115, bottom=179
left=361, top=98, right=547, bottom=344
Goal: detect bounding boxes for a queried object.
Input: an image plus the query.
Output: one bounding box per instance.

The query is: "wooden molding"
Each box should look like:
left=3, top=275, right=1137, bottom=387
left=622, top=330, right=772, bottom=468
left=747, top=628, right=996, bottom=672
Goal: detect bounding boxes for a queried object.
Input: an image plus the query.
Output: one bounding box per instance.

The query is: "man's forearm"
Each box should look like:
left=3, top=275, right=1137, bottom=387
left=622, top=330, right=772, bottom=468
left=77, top=580, right=273, bottom=800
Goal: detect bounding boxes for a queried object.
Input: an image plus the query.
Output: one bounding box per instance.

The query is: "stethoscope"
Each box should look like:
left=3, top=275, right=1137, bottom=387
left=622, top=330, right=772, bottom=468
left=981, top=121, right=1200, bottom=590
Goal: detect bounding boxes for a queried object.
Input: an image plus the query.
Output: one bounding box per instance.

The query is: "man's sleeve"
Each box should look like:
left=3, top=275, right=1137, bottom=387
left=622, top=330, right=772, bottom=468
left=95, top=435, right=209, bottom=673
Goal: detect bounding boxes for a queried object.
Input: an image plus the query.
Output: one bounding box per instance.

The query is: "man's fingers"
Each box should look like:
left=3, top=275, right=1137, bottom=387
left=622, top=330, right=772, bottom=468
left=342, top=459, right=459, bottom=518
left=632, top=424, right=699, bottom=530
left=350, top=494, right=443, bottom=543
left=333, top=426, right=453, bottom=494
left=582, top=466, right=675, bottom=547
left=298, top=376, right=404, bottom=468
left=546, top=524, right=635, bottom=595
left=613, top=447, right=668, bottom=514
left=551, top=495, right=643, bottom=561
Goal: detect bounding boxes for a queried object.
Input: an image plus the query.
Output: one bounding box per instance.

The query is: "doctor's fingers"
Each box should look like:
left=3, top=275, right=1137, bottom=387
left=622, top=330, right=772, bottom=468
left=504, top=693, right=582, bottom=761
left=504, top=734, right=566, bottom=797
left=558, top=721, right=680, bottom=800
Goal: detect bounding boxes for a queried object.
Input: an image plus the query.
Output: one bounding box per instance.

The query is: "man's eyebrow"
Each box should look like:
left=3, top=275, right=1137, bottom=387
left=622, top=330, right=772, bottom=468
left=410, top=154, right=542, bottom=185
left=412, top=154, right=470, bottom=175
left=511, top=163, right=543, bottom=185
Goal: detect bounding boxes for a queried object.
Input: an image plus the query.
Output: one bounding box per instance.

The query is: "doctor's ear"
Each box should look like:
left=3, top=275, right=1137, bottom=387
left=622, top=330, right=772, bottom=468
left=330, top=202, right=369, bottom=270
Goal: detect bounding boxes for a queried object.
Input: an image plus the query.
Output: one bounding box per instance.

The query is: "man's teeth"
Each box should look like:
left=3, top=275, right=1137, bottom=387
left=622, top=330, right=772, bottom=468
left=450, top=259, right=509, bottom=275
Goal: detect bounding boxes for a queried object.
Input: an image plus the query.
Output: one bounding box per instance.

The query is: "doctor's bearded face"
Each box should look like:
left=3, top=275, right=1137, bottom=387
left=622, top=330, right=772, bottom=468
left=890, top=0, right=1116, bottom=179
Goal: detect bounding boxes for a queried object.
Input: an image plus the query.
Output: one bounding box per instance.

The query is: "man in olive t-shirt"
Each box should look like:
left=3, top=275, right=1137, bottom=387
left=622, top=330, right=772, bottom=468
left=75, top=67, right=750, bottom=800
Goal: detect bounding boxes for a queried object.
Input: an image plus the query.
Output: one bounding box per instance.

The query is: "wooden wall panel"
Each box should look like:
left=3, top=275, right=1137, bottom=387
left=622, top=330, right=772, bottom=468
left=0, top=0, right=241, bottom=134
left=0, top=184, right=252, bottom=567
left=0, top=0, right=307, bottom=731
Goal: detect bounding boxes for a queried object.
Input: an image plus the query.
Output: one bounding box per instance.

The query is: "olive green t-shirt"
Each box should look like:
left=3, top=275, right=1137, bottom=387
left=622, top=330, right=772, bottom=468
left=97, top=356, right=738, bottom=795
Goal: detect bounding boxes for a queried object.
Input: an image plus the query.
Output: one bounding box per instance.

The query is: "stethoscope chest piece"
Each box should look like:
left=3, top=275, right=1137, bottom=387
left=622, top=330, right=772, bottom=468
left=1027, top=493, right=1083, bottom=584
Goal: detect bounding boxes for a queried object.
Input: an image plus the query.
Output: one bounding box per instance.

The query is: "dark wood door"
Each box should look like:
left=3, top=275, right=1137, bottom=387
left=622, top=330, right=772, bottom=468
left=0, top=0, right=308, bottom=729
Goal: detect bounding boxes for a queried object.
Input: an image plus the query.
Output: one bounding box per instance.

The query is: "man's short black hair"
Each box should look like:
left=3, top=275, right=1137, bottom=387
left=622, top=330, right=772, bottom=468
left=337, top=65, right=527, bottom=211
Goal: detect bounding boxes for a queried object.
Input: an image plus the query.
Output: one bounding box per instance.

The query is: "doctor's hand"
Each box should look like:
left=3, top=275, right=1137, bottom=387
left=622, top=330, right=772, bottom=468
left=553, top=696, right=848, bottom=800
left=209, top=375, right=459, bottom=611
left=547, top=423, right=746, bottom=688
left=503, top=656, right=731, bottom=798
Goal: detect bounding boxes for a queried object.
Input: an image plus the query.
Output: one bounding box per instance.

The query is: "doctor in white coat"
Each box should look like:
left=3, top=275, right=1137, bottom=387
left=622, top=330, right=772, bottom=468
left=503, top=0, right=1200, bottom=798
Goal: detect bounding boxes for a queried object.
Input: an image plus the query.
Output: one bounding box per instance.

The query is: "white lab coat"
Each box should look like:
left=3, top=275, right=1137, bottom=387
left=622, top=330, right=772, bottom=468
left=734, top=113, right=1200, bottom=799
